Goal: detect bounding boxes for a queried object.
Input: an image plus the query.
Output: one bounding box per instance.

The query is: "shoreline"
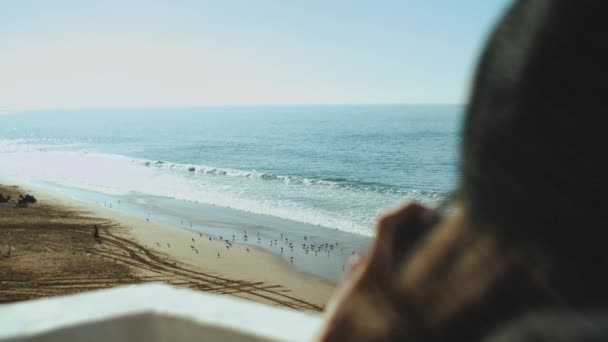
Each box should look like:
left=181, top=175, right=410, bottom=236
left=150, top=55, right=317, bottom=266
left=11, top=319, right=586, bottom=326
left=1, top=181, right=336, bottom=310
left=16, top=179, right=373, bottom=283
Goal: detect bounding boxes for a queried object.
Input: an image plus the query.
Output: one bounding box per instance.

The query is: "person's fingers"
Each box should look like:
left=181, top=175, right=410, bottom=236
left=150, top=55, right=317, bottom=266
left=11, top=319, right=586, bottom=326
left=346, top=254, right=363, bottom=274
left=376, top=202, right=429, bottom=239
left=370, top=202, right=432, bottom=265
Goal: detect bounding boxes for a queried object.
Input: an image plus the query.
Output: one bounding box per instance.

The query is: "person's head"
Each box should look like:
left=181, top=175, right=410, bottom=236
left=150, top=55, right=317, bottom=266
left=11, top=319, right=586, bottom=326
left=462, top=0, right=607, bottom=257
left=318, top=1, right=608, bottom=341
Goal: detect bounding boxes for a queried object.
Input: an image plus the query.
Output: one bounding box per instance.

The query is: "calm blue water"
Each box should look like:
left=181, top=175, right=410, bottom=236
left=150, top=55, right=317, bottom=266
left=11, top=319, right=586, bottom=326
left=0, top=105, right=462, bottom=236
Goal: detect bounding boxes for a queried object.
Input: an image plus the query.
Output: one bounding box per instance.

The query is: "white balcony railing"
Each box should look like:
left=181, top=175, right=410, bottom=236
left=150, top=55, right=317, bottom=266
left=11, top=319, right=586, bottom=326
left=0, top=283, right=322, bottom=342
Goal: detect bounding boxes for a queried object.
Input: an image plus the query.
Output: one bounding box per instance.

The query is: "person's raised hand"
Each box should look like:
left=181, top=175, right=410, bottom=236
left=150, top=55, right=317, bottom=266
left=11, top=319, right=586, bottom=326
left=317, top=202, right=436, bottom=341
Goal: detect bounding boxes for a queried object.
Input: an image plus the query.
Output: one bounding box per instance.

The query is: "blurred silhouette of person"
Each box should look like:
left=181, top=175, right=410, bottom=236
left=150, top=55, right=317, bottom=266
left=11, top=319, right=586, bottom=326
left=319, top=1, right=608, bottom=341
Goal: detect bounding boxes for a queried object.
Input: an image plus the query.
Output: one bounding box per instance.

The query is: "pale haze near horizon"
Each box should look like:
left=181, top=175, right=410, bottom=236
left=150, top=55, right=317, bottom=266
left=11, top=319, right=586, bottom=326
left=0, top=0, right=510, bottom=110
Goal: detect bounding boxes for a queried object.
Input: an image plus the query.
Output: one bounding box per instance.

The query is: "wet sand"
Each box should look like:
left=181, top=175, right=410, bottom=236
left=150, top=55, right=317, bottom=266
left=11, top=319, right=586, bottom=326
left=0, top=184, right=335, bottom=311
left=29, top=182, right=373, bottom=283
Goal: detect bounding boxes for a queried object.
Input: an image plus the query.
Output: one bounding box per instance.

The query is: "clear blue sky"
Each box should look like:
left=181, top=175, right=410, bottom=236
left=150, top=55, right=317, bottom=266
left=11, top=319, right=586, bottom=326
left=0, top=0, right=511, bottom=109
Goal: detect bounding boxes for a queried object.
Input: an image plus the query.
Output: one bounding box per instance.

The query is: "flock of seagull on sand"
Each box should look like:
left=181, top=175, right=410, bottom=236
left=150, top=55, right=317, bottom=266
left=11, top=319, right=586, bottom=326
left=101, top=200, right=356, bottom=273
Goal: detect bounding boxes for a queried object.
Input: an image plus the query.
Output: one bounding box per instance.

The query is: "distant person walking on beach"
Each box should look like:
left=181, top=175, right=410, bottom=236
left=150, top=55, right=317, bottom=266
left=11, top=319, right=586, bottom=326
left=93, top=224, right=101, bottom=243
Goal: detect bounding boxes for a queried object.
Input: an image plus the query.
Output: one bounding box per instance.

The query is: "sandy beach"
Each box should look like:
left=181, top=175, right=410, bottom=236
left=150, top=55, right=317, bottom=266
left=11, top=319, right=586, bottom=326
left=0, top=183, right=335, bottom=311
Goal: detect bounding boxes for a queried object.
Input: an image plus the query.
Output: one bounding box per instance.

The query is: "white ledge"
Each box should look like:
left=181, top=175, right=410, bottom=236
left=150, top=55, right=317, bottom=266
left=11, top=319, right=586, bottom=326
left=0, top=283, right=322, bottom=342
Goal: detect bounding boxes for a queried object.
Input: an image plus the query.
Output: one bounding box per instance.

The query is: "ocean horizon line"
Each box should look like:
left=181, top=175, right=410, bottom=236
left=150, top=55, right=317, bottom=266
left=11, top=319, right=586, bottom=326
left=1, top=102, right=465, bottom=114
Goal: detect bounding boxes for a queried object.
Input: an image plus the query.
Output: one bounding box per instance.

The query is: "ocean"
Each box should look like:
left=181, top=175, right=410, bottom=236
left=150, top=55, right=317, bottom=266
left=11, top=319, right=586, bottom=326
left=0, top=105, right=462, bottom=280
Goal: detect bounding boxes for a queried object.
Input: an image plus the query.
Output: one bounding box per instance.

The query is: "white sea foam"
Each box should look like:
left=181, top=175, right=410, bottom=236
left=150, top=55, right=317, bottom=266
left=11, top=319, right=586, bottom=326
left=0, top=138, right=81, bottom=153
left=0, top=141, right=445, bottom=236
left=0, top=147, right=372, bottom=235
left=137, top=157, right=434, bottom=197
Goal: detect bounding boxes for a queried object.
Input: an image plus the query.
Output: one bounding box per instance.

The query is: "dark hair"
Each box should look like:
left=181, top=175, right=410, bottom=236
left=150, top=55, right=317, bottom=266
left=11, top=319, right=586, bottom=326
left=318, top=3, right=608, bottom=341
left=461, top=0, right=607, bottom=255
left=420, top=1, right=608, bottom=339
